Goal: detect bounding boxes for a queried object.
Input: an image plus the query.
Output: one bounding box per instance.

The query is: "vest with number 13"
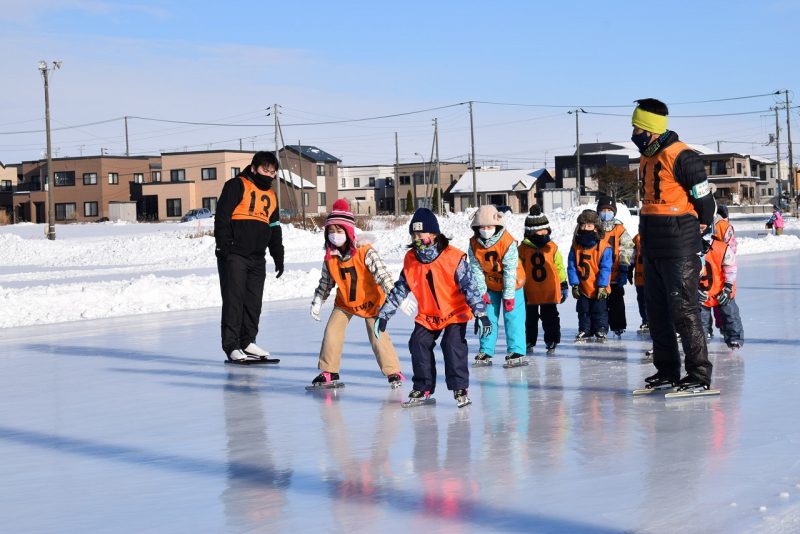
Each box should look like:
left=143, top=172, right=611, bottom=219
left=231, top=176, right=277, bottom=223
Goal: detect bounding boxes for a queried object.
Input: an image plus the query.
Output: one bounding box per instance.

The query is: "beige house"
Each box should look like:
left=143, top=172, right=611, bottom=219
left=449, top=168, right=553, bottom=213
left=0, top=162, right=20, bottom=219
left=395, top=161, right=468, bottom=213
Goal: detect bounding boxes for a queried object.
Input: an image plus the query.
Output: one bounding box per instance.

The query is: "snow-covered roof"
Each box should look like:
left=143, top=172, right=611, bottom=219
left=277, top=169, right=315, bottom=189
left=582, top=140, right=719, bottom=159
left=748, top=154, right=775, bottom=164
left=450, top=168, right=547, bottom=194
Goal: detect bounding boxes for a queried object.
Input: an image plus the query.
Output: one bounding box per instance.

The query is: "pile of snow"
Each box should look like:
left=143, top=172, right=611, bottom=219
left=0, top=205, right=798, bottom=328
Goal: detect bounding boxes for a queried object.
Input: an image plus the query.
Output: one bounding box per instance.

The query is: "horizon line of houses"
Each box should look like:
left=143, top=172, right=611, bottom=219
left=1, top=141, right=796, bottom=224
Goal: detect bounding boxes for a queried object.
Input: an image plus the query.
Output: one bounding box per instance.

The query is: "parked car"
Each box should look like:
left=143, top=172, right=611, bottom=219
left=180, top=208, right=213, bottom=222
left=495, top=205, right=513, bottom=214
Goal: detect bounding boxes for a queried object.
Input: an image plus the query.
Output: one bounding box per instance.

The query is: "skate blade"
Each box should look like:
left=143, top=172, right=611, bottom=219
left=305, top=382, right=345, bottom=391
left=456, top=398, right=472, bottom=408
left=632, top=385, right=675, bottom=396
left=389, top=381, right=403, bottom=389
left=471, top=361, right=493, bottom=368
left=665, top=388, right=720, bottom=399
left=546, top=349, right=556, bottom=355
left=502, top=360, right=529, bottom=368
left=401, top=398, right=436, bottom=408
left=225, top=358, right=280, bottom=365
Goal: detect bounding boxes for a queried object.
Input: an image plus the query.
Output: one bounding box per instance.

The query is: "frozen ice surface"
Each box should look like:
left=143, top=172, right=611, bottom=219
left=1, top=251, right=800, bottom=533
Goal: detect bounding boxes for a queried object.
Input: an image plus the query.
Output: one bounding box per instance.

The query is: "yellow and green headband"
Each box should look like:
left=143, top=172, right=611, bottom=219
left=632, top=107, right=667, bottom=134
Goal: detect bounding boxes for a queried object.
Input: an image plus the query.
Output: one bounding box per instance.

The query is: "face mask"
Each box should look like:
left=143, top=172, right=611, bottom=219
left=479, top=228, right=496, bottom=240
left=576, top=229, right=597, bottom=246
left=529, top=234, right=551, bottom=247
left=413, top=236, right=433, bottom=250
left=631, top=131, right=652, bottom=153
left=328, top=233, right=347, bottom=247
left=599, top=211, right=614, bottom=222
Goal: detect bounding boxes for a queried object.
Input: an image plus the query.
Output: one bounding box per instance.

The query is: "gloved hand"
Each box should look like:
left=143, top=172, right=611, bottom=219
left=572, top=286, right=581, bottom=300
left=214, top=242, right=230, bottom=260
left=275, top=259, right=284, bottom=279
left=503, top=298, right=514, bottom=313
left=482, top=293, right=491, bottom=305
left=597, top=287, right=609, bottom=300
left=627, top=268, right=634, bottom=284
left=698, top=289, right=709, bottom=304
left=373, top=317, right=388, bottom=339
left=399, top=297, right=417, bottom=317
left=560, top=282, right=568, bottom=304
left=474, top=314, right=492, bottom=338
left=701, top=226, right=714, bottom=255
left=615, top=266, right=628, bottom=286
left=716, top=282, right=734, bottom=306
left=310, top=297, right=322, bottom=321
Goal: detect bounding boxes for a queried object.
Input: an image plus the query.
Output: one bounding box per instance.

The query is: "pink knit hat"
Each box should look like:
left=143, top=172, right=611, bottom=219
left=324, top=198, right=357, bottom=258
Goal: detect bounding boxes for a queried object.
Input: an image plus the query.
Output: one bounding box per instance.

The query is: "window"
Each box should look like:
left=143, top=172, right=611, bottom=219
left=562, top=167, right=576, bottom=178
left=319, top=192, right=327, bottom=207
left=414, top=174, right=424, bottom=185
left=201, top=168, right=217, bottom=180
left=55, top=202, right=76, bottom=220
left=736, top=162, right=742, bottom=174
left=0, top=180, right=10, bottom=192
left=354, top=178, right=361, bottom=188
left=170, top=169, right=186, bottom=182
left=341, top=177, right=346, bottom=188
left=202, top=197, right=217, bottom=213
left=84, top=201, right=98, bottom=217
left=108, top=172, right=119, bottom=185
left=770, top=168, right=775, bottom=179
left=400, top=198, right=407, bottom=212
left=317, top=164, right=325, bottom=176
left=133, top=173, right=144, bottom=184
left=710, top=160, right=726, bottom=175
left=768, top=188, right=774, bottom=195
left=151, top=171, right=162, bottom=182
left=368, top=177, right=375, bottom=187
left=762, top=188, right=767, bottom=196
left=584, top=166, right=597, bottom=178
left=303, top=192, right=310, bottom=207
left=231, top=167, right=240, bottom=179
left=55, top=171, right=75, bottom=186
left=166, top=198, right=182, bottom=217
left=83, top=173, right=97, bottom=185
left=400, top=175, right=410, bottom=185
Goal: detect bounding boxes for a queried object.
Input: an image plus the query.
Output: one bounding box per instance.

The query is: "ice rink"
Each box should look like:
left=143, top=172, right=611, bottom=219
left=2, top=250, right=799, bottom=533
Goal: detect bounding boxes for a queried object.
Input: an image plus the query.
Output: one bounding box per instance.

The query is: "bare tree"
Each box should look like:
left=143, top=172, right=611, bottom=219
left=595, top=165, right=638, bottom=203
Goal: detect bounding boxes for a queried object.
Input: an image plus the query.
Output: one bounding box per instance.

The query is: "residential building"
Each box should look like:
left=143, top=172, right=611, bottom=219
left=279, top=145, right=341, bottom=214
left=0, top=162, right=20, bottom=219
left=395, top=161, right=468, bottom=213
left=554, top=152, right=630, bottom=199
left=449, top=168, right=554, bottom=213
left=338, top=165, right=396, bottom=215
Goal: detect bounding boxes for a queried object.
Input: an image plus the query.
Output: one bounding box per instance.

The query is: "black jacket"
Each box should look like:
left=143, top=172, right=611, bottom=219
left=214, top=167, right=283, bottom=264
left=639, top=132, right=716, bottom=258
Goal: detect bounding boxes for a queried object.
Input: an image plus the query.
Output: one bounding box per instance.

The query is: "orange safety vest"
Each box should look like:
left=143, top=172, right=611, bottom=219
left=518, top=241, right=561, bottom=304
left=601, top=223, right=626, bottom=282
left=327, top=244, right=385, bottom=318
left=469, top=232, right=525, bottom=293
left=640, top=141, right=699, bottom=218
left=698, top=239, right=736, bottom=307
left=403, top=245, right=474, bottom=330
left=231, top=176, right=278, bottom=223
left=571, top=240, right=611, bottom=299
left=633, top=234, right=645, bottom=287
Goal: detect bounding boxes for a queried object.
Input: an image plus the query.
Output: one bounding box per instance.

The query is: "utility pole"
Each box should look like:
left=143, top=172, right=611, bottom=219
left=297, top=139, right=306, bottom=229
left=270, top=104, right=282, bottom=211
left=469, top=101, right=478, bottom=207
left=124, top=116, right=130, bottom=156
left=394, top=132, right=400, bottom=215
left=568, top=109, right=586, bottom=196
left=434, top=117, right=441, bottom=215
left=239, top=138, right=242, bottom=150
left=774, top=106, right=782, bottom=201
left=717, top=140, right=721, bottom=152
left=784, top=90, right=795, bottom=200
left=38, top=60, right=60, bottom=240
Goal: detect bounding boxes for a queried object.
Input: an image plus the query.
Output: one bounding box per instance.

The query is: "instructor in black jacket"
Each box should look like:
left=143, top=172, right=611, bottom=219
left=632, top=98, right=716, bottom=392
left=215, top=151, right=284, bottom=362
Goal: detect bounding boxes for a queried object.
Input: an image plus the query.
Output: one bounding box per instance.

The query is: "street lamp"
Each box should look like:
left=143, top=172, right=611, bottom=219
left=414, top=152, right=426, bottom=209
left=39, top=60, right=61, bottom=240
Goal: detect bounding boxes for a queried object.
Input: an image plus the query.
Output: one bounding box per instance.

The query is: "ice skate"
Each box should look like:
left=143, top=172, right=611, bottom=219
left=575, top=331, right=589, bottom=343
left=526, top=343, right=535, bottom=355
left=633, top=373, right=676, bottom=396
left=502, top=353, right=528, bottom=368
left=594, top=331, right=607, bottom=343
left=665, top=376, right=720, bottom=399
left=305, top=372, right=345, bottom=391
left=613, top=329, right=625, bottom=337
left=453, top=389, right=471, bottom=408
left=638, top=323, right=649, bottom=333
left=472, top=352, right=493, bottom=367
left=387, top=372, right=406, bottom=389
left=226, top=348, right=267, bottom=365
left=242, top=342, right=280, bottom=364
left=727, top=341, right=741, bottom=350
left=402, top=389, right=436, bottom=408
left=641, top=349, right=654, bottom=362
left=545, top=342, right=557, bottom=355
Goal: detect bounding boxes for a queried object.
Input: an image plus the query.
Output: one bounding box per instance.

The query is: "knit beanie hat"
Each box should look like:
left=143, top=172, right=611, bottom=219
left=524, top=205, right=550, bottom=235
left=409, top=208, right=440, bottom=234
left=470, top=204, right=504, bottom=228
left=324, top=198, right=357, bottom=258
left=717, top=204, right=729, bottom=219
left=596, top=195, right=617, bottom=215
left=576, top=209, right=605, bottom=240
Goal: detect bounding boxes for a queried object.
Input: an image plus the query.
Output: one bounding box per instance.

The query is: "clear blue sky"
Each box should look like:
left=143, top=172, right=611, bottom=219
left=1, top=0, right=798, bottom=166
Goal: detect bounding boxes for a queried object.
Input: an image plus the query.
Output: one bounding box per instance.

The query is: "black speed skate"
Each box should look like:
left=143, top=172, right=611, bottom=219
left=502, top=353, right=528, bottom=368
left=387, top=372, right=406, bottom=389
left=638, top=323, right=649, bottom=333
left=575, top=331, right=589, bottom=343
left=472, top=353, right=492, bottom=367
left=665, top=376, right=720, bottom=399
left=545, top=342, right=557, bottom=355
left=595, top=331, right=607, bottom=343
left=633, top=373, right=676, bottom=396
left=305, top=372, right=345, bottom=391
left=453, top=389, right=471, bottom=408
left=402, top=389, right=436, bottom=408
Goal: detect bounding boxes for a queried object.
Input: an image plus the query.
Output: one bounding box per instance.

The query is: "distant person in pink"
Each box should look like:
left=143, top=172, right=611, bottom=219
left=766, top=206, right=784, bottom=236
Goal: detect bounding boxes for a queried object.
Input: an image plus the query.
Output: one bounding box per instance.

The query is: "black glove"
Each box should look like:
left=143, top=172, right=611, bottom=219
left=701, top=226, right=714, bottom=255
left=560, top=282, right=568, bottom=304
left=474, top=314, right=492, bottom=338
left=268, top=225, right=284, bottom=278
left=716, top=282, right=733, bottom=306
left=275, top=260, right=284, bottom=279
left=373, top=317, right=387, bottom=339
left=214, top=241, right=230, bottom=260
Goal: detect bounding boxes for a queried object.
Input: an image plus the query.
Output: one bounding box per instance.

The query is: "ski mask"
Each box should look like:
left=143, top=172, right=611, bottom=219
left=479, top=228, right=496, bottom=240
left=328, top=233, right=347, bottom=247
left=631, top=131, right=652, bottom=153
left=599, top=210, right=614, bottom=222
left=529, top=234, right=551, bottom=247
left=576, top=229, right=598, bottom=247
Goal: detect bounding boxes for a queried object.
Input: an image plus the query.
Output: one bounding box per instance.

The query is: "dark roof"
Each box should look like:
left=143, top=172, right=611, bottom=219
left=20, top=155, right=156, bottom=164
left=160, top=149, right=254, bottom=156
left=577, top=142, right=627, bottom=154
left=283, top=145, right=341, bottom=163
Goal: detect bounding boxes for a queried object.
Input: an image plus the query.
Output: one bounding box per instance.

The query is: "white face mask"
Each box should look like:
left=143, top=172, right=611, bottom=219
left=479, top=228, right=495, bottom=240
left=328, top=233, right=347, bottom=247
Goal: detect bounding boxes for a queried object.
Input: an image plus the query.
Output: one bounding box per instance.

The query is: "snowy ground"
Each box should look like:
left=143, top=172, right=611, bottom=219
left=1, top=209, right=800, bottom=533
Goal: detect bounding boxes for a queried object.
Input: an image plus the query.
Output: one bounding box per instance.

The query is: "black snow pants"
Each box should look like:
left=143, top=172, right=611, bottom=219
left=218, top=253, right=266, bottom=354
left=525, top=303, right=561, bottom=346
left=644, top=255, right=712, bottom=385
left=408, top=322, right=469, bottom=394
left=607, top=283, right=627, bottom=332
